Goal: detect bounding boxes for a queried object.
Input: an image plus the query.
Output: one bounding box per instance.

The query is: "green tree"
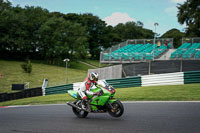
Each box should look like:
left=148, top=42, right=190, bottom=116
left=0, top=0, right=12, bottom=56
left=114, top=22, right=154, bottom=41
left=22, top=6, right=49, bottom=58
left=0, top=4, right=49, bottom=59
left=101, top=26, right=121, bottom=49
left=177, top=0, right=200, bottom=36
left=0, top=0, right=11, bottom=11
left=0, top=1, right=155, bottom=61
left=21, top=60, right=32, bottom=74
left=141, top=28, right=154, bottom=39
left=80, top=13, right=106, bottom=59
left=38, top=16, right=87, bottom=62
left=0, top=5, right=25, bottom=58
left=161, top=28, right=185, bottom=48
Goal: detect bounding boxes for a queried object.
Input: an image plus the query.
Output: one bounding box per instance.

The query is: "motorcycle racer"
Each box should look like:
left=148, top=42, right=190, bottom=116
left=78, top=72, right=100, bottom=110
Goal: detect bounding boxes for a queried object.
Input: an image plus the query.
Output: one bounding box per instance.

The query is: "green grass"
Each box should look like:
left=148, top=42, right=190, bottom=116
left=83, top=59, right=111, bottom=68
left=31, top=59, right=94, bottom=71
left=0, top=83, right=200, bottom=106
left=115, top=83, right=200, bottom=101
left=0, top=60, right=88, bottom=93
left=69, top=61, right=94, bottom=71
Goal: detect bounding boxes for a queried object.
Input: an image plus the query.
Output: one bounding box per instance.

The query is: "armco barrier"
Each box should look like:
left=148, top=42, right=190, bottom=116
left=45, top=84, right=73, bottom=95
left=0, top=87, right=42, bottom=102
left=1, top=71, right=199, bottom=100
left=44, top=71, right=200, bottom=96
left=73, top=82, right=82, bottom=91
left=142, top=72, right=184, bottom=86
left=72, top=77, right=142, bottom=91
left=184, top=71, right=200, bottom=84
left=45, top=77, right=141, bottom=95
left=106, top=76, right=141, bottom=88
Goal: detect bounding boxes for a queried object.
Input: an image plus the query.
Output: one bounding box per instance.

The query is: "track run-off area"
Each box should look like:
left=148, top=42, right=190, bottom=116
left=1, top=102, right=200, bottom=133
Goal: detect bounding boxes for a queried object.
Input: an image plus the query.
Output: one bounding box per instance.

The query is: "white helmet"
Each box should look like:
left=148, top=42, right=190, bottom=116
left=89, top=72, right=99, bottom=81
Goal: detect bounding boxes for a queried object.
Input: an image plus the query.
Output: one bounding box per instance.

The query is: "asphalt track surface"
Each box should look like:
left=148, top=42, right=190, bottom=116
left=1, top=102, right=200, bottom=133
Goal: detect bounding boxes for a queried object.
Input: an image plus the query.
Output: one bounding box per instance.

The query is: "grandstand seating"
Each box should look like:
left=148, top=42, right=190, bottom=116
left=171, top=43, right=200, bottom=59
left=102, top=38, right=200, bottom=63
left=195, top=50, right=200, bottom=58
left=104, top=43, right=169, bottom=61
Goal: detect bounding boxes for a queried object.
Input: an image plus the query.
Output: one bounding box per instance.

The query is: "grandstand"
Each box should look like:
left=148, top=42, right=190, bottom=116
left=98, top=37, right=200, bottom=77
left=100, top=37, right=200, bottom=64
left=170, top=38, right=200, bottom=59
left=100, top=38, right=173, bottom=63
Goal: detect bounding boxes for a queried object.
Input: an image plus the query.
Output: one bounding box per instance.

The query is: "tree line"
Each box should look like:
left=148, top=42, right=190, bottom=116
left=161, top=0, right=200, bottom=47
left=0, top=0, right=153, bottom=63
left=0, top=0, right=199, bottom=63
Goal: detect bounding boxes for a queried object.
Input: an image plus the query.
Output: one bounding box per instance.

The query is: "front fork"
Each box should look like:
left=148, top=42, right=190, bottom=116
left=107, top=98, right=117, bottom=110
left=107, top=101, right=114, bottom=109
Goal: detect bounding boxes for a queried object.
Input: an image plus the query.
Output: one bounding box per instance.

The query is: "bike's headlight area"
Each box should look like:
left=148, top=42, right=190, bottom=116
left=108, top=86, right=113, bottom=91
left=103, top=85, right=116, bottom=95
left=108, top=88, right=112, bottom=91
left=108, top=86, right=115, bottom=94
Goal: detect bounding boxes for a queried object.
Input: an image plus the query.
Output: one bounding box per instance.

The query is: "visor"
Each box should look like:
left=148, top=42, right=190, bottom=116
left=94, top=77, right=98, bottom=81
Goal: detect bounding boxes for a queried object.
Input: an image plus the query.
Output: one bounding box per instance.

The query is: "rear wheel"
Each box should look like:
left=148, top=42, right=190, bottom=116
left=72, top=100, right=88, bottom=118
left=108, top=100, right=124, bottom=117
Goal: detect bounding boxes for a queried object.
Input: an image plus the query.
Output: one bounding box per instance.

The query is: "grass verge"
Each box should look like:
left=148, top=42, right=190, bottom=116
left=0, top=83, right=200, bottom=106
left=0, top=60, right=88, bottom=93
left=83, top=59, right=111, bottom=68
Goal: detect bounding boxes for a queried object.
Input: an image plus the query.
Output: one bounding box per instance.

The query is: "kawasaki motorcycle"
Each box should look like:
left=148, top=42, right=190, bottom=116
left=67, top=80, right=124, bottom=118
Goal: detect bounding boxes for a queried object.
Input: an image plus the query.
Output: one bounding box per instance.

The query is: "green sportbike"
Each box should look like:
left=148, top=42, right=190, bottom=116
left=67, top=81, right=124, bottom=118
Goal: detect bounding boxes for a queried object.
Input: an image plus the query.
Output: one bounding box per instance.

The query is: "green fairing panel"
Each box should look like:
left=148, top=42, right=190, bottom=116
left=102, top=87, right=112, bottom=96
left=91, top=105, right=98, bottom=110
left=90, top=96, right=110, bottom=106
left=68, top=90, right=78, bottom=99
left=87, top=87, right=112, bottom=98
left=109, top=99, right=117, bottom=103
left=68, top=86, right=116, bottom=105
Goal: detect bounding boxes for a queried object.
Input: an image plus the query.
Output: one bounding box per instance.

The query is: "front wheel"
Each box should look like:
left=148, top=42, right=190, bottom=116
left=108, top=100, right=124, bottom=117
left=72, top=100, right=88, bottom=118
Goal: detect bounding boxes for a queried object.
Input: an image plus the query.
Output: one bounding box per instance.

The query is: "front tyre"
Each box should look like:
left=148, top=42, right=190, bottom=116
left=72, top=100, right=88, bottom=118
left=108, top=100, right=124, bottom=117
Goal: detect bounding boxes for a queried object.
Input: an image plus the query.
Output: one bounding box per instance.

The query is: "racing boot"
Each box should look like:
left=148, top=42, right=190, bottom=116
left=81, top=99, right=87, bottom=110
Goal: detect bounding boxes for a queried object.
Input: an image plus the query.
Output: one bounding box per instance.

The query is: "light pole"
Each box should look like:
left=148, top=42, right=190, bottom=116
left=63, top=58, right=70, bottom=84
left=153, top=23, right=159, bottom=61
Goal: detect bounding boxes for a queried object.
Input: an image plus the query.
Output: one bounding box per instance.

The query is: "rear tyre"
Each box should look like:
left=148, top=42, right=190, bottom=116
left=72, top=100, right=88, bottom=118
left=108, top=100, right=124, bottom=117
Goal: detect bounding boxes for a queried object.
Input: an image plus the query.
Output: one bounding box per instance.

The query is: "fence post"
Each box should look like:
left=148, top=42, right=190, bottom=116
left=148, top=61, right=151, bottom=75
left=42, top=79, right=48, bottom=96
left=180, top=60, right=183, bottom=72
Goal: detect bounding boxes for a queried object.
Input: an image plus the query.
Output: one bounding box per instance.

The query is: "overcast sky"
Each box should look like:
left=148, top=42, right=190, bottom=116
left=9, top=0, right=186, bottom=36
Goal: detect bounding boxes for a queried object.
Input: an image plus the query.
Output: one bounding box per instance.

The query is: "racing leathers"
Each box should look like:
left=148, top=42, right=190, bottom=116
left=78, top=77, right=99, bottom=110
left=78, top=77, right=97, bottom=100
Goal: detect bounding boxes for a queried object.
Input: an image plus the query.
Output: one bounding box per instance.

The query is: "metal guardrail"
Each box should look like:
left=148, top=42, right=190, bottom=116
left=44, top=71, right=200, bottom=95
left=106, top=77, right=141, bottom=88
left=44, top=77, right=142, bottom=95
left=45, top=84, right=73, bottom=95
left=1, top=71, right=199, bottom=101
left=184, top=71, right=200, bottom=84
left=141, top=72, right=184, bottom=86
left=0, top=87, right=42, bottom=102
